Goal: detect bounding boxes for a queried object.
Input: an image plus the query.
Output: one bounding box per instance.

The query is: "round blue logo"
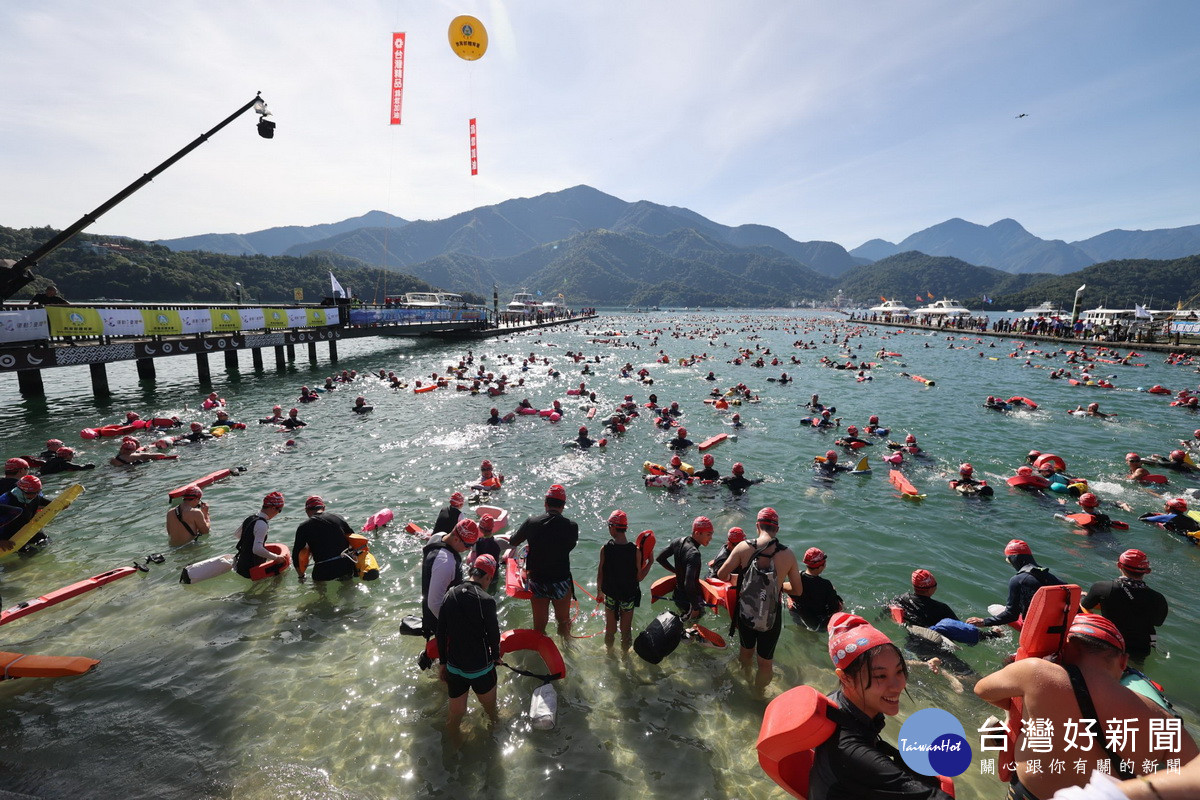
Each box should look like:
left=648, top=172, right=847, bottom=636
left=897, top=708, right=972, bottom=777
left=156, top=314, right=168, bottom=324
left=69, top=312, right=85, bottom=324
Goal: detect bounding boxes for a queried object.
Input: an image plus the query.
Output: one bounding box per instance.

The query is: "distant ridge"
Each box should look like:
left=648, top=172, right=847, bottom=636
left=155, top=210, right=409, bottom=256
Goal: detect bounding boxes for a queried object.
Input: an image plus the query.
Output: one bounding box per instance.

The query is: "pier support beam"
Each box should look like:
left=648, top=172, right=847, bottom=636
left=286, top=344, right=296, bottom=362
left=308, top=341, right=318, bottom=364
left=88, top=363, right=109, bottom=397
left=136, top=358, right=156, bottom=382
left=196, top=352, right=211, bottom=384
left=224, top=349, right=239, bottom=372
left=17, top=368, right=45, bottom=397
left=329, top=339, right=338, bottom=363
left=274, top=346, right=285, bottom=370
left=251, top=347, right=264, bottom=372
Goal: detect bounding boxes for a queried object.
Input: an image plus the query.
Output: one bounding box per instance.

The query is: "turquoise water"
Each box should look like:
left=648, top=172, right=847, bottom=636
left=1, top=311, right=1197, bottom=800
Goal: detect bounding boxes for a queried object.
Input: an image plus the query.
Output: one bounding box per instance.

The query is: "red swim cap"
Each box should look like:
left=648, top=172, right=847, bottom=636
left=1028, top=450, right=1041, bottom=459
left=677, top=428, right=687, bottom=437
left=732, top=462, right=745, bottom=474
left=1170, top=450, right=1186, bottom=462
left=126, top=411, right=140, bottom=421
left=56, top=446, right=75, bottom=458
left=757, top=507, right=779, bottom=526
left=472, top=553, right=498, bottom=579
left=481, top=460, right=493, bottom=470
left=45, top=439, right=64, bottom=450
left=869, top=415, right=879, bottom=424
left=1078, top=492, right=1099, bottom=508
left=289, top=408, right=299, bottom=415
left=828, top=613, right=893, bottom=670
left=905, top=434, right=916, bottom=443
left=1165, top=497, right=1188, bottom=513
left=449, top=492, right=465, bottom=508
left=16, top=475, right=42, bottom=493
left=1017, top=466, right=1033, bottom=476
left=5, top=457, right=29, bottom=472
left=304, top=495, right=325, bottom=510
left=911, top=569, right=936, bottom=589
left=1004, top=539, right=1032, bottom=556
left=190, top=422, right=204, bottom=431
left=1117, top=548, right=1150, bottom=574
left=1125, top=452, right=1141, bottom=463
left=273, top=405, right=282, bottom=411
left=825, top=449, right=838, bottom=461
left=608, top=509, right=628, bottom=528
left=546, top=484, right=567, bottom=502
left=579, top=426, right=588, bottom=435
left=959, top=463, right=973, bottom=475
left=702, top=453, right=715, bottom=466
left=727, top=527, right=746, bottom=545
left=453, top=518, right=480, bottom=545
left=478, top=514, right=495, bottom=533
left=262, top=491, right=285, bottom=509
left=692, top=516, right=714, bottom=535
left=670, top=455, right=683, bottom=467
left=181, top=484, right=203, bottom=499
left=846, top=425, right=858, bottom=436
left=1068, top=613, right=1125, bottom=652
left=804, top=547, right=827, bottom=567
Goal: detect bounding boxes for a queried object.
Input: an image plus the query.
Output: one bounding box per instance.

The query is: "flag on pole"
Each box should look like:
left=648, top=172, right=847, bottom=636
left=915, top=294, right=923, bottom=302
left=927, top=291, right=934, bottom=299
left=390, top=33, right=406, bottom=125
left=982, top=294, right=992, bottom=304
left=330, top=271, right=346, bottom=299
left=879, top=295, right=887, bottom=303
left=1134, top=303, right=1151, bottom=319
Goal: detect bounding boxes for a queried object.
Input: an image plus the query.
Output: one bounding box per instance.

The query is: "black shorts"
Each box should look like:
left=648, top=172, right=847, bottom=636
left=736, top=608, right=784, bottom=660
left=446, top=666, right=497, bottom=699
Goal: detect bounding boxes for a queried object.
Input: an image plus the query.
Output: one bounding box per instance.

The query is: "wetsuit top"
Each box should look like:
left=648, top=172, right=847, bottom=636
left=1081, top=578, right=1168, bottom=659
left=234, top=513, right=273, bottom=575
left=890, top=592, right=957, bottom=629
left=791, top=572, right=843, bottom=630
left=809, top=690, right=954, bottom=800
left=432, top=506, right=462, bottom=535
left=39, top=457, right=93, bottom=474
left=0, top=490, right=49, bottom=539
left=183, top=431, right=213, bottom=442
left=694, top=467, right=720, bottom=482
left=507, top=512, right=578, bottom=584
left=436, top=580, right=500, bottom=674
left=708, top=543, right=734, bottom=578
left=259, top=415, right=284, bottom=424
left=292, top=512, right=353, bottom=567
left=421, top=536, right=462, bottom=633
left=722, top=474, right=759, bottom=492
left=0, top=477, right=15, bottom=496
left=485, top=414, right=502, bottom=426
left=816, top=461, right=851, bottom=473
left=351, top=405, right=372, bottom=414
left=281, top=417, right=307, bottom=428
left=599, top=539, right=639, bottom=601
left=982, top=564, right=1065, bottom=626
left=575, top=435, right=595, bottom=448
left=666, top=437, right=693, bottom=450
left=656, top=536, right=704, bottom=615
left=472, top=535, right=501, bottom=564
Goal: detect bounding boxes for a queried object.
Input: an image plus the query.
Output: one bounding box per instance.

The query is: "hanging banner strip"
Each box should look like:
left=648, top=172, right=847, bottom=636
left=390, top=33, right=406, bottom=125
left=469, top=117, right=478, bottom=175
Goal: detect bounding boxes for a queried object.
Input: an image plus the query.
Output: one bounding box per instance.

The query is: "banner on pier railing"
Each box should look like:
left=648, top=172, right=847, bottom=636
left=1171, top=320, right=1200, bottom=335
left=0, top=305, right=345, bottom=343
left=348, top=307, right=485, bottom=326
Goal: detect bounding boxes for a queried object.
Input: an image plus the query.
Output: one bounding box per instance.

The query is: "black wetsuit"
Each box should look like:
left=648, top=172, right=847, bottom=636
left=707, top=543, right=735, bottom=578
left=508, top=511, right=579, bottom=585
left=891, top=592, right=958, bottom=629
left=182, top=431, right=213, bottom=442
left=810, top=690, right=954, bottom=800
left=280, top=417, right=307, bottom=429
left=233, top=513, right=273, bottom=578
left=694, top=467, right=720, bottom=482
left=982, top=563, right=1065, bottom=626
left=436, top=580, right=500, bottom=679
left=574, top=435, right=595, bottom=449
left=472, top=535, right=502, bottom=566
left=791, top=573, right=843, bottom=631
left=293, top=512, right=355, bottom=581
left=1081, top=578, right=1168, bottom=660
left=657, top=536, right=704, bottom=616
left=599, top=539, right=640, bottom=605
left=39, top=457, right=94, bottom=474
left=667, top=437, right=693, bottom=451
left=722, top=474, right=760, bottom=493
left=432, top=506, right=462, bottom=535
left=485, top=414, right=502, bottom=426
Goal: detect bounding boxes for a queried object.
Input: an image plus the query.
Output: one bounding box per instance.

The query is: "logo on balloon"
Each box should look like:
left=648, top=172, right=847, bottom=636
left=448, top=15, right=488, bottom=61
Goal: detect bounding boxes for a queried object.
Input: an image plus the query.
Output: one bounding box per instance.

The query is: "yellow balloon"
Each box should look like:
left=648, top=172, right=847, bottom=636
left=448, top=15, right=488, bottom=61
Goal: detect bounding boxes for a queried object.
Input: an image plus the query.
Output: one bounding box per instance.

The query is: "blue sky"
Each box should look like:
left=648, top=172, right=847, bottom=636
left=1, top=1, right=1197, bottom=251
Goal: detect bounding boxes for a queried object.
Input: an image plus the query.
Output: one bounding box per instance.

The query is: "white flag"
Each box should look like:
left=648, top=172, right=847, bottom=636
left=1134, top=304, right=1151, bottom=319
left=330, top=271, right=345, bottom=299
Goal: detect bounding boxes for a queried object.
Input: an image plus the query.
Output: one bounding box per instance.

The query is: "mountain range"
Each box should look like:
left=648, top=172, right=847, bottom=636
left=154, top=186, right=1200, bottom=305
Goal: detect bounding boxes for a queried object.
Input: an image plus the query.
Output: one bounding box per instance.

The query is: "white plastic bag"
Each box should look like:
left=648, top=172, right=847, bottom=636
left=529, top=682, right=557, bottom=730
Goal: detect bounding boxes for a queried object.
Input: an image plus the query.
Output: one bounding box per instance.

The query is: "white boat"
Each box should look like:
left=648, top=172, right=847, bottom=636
left=867, top=299, right=912, bottom=314
left=506, top=291, right=540, bottom=313
left=1022, top=301, right=1069, bottom=316
left=1080, top=307, right=1156, bottom=324
left=923, top=298, right=971, bottom=316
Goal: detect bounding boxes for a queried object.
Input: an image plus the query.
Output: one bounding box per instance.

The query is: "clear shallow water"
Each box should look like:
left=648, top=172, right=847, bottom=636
left=1, top=311, right=1198, bottom=800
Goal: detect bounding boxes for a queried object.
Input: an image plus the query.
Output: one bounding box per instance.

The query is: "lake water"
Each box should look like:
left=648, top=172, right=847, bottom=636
left=1, top=310, right=1197, bottom=800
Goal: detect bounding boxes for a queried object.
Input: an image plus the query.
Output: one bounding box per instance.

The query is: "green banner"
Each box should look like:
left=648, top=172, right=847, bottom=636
left=141, top=309, right=183, bottom=335
left=263, top=308, right=289, bottom=329
left=46, top=306, right=103, bottom=336
left=210, top=309, right=242, bottom=333
left=305, top=308, right=328, bottom=326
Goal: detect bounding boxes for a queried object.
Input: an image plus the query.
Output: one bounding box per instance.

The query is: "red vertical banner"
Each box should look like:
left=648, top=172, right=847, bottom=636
left=469, top=117, right=479, bottom=175
left=390, top=33, right=406, bottom=125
